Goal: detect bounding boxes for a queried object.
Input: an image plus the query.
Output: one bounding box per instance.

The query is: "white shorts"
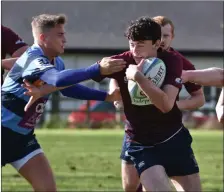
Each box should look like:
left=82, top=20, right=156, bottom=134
left=10, top=148, right=44, bottom=171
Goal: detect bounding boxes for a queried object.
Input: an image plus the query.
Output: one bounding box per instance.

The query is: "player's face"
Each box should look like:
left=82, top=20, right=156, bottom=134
left=160, top=24, right=173, bottom=50
left=129, top=40, right=158, bottom=63
left=44, top=24, right=66, bottom=56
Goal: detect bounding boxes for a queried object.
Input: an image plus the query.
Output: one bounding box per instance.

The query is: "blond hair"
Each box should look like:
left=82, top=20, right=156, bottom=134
left=31, top=14, right=67, bottom=33
left=153, top=16, right=175, bottom=36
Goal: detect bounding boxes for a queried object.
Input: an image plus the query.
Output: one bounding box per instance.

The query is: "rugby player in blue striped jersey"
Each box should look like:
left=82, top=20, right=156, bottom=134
left=1, top=13, right=125, bottom=191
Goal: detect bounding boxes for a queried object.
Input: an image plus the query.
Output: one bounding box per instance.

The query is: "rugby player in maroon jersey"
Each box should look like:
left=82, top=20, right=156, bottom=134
left=153, top=16, right=205, bottom=110
left=109, top=16, right=202, bottom=191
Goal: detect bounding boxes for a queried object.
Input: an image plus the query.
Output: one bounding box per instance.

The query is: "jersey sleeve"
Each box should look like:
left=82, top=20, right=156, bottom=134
left=3, top=26, right=28, bottom=56
left=22, top=56, right=101, bottom=87
left=92, top=62, right=121, bottom=82
left=181, top=56, right=202, bottom=93
left=163, top=54, right=183, bottom=89
left=92, top=54, right=125, bottom=82
left=21, top=56, right=55, bottom=85
left=60, top=84, right=107, bottom=101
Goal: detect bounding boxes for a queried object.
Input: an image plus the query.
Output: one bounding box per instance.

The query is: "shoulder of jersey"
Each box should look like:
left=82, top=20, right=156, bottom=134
left=111, top=51, right=134, bottom=64
left=111, top=51, right=132, bottom=59
left=158, top=50, right=181, bottom=68
left=162, top=49, right=181, bottom=59
left=169, top=47, right=185, bottom=59
left=1, top=25, right=11, bottom=33
left=27, top=46, right=45, bottom=59
left=1, top=25, right=17, bottom=38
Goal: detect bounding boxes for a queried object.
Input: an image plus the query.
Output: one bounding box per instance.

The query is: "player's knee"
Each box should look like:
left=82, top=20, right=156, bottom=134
left=121, top=163, right=140, bottom=191
left=122, top=181, right=139, bottom=192
left=122, top=174, right=139, bottom=191
left=184, top=174, right=202, bottom=192
left=171, top=173, right=202, bottom=192
left=140, top=165, right=172, bottom=191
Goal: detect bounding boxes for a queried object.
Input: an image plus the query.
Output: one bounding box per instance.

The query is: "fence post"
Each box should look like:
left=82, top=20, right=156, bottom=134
left=51, top=91, right=60, bottom=120
left=86, top=100, right=91, bottom=128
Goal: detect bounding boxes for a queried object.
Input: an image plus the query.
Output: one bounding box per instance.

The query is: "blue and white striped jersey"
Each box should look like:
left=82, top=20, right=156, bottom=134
left=2, top=44, right=65, bottom=134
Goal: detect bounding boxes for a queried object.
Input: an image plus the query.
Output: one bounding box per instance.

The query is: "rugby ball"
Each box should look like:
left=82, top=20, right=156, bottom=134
left=128, top=57, right=166, bottom=106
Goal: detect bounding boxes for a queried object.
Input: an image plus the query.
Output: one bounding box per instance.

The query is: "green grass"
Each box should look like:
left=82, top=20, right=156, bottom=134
left=2, top=129, right=223, bottom=191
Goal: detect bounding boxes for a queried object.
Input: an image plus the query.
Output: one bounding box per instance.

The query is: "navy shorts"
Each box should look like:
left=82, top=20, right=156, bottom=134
left=120, top=127, right=199, bottom=177
left=2, top=126, right=41, bottom=167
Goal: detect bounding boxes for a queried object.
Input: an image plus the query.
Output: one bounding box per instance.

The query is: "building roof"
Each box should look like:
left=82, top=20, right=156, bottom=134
left=2, top=1, right=223, bottom=51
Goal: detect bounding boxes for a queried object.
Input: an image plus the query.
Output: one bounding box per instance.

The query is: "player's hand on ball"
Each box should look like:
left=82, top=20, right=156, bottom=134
left=126, top=64, right=139, bottom=81
left=105, top=88, right=122, bottom=102
left=99, top=57, right=126, bottom=75
left=126, top=59, right=145, bottom=81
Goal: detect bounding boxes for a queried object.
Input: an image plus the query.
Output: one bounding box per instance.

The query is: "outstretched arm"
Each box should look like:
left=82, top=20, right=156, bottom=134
left=23, top=57, right=126, bottom=88
left=60, top=84, right=119, bottom=102
left=38, top=64, right=102, bottom=87
left=23, top=80, right=121, bottom=111
left=181, top=68, right=224, bottom=87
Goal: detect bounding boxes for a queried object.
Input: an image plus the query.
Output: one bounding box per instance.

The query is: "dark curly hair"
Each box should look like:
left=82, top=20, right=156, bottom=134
left=125, top=16, right=161, bottom=44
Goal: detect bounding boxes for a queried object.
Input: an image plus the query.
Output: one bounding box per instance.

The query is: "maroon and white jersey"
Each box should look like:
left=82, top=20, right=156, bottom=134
left=1, top=25, right=27, bottom=84
left=169, top=47, right=201, bottom=93
left=95, top=50, right=184, bottom=145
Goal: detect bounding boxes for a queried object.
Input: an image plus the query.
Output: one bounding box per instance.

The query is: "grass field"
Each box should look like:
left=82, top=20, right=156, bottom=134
left=2, top=129, right=223, bottom=191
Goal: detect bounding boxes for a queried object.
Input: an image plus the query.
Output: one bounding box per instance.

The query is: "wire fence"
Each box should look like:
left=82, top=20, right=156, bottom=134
left=38, top=86, right=222, bottom=130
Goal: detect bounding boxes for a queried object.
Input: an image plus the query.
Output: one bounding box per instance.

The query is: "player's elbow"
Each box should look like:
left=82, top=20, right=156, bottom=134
left=40, top=69, right=60, bottom=87
left=160, top=95, right=175, bottom=113
left=189, top=89, right=205, bottom=109
left=160, top=103, right=173, bottom=113
left=54, top=74, right=66, bottom=87
left=54, top=78, right=62, bottom=87
left=197, top=94, right=206, bottom=108
left=160, top=108, right=171, bottom=113
left=216, top=105, right=224, bottom=123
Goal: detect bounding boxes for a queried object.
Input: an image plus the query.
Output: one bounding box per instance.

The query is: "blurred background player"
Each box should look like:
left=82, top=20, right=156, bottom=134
left=1, top=13, right=125, bottom=191
left=153, top=16, right=205, bottom=110
left=181, top=68, right=223, bottom=123
left=111, top=16, right=205, bottom=192
left=1, top=25, right=29, bottom=85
